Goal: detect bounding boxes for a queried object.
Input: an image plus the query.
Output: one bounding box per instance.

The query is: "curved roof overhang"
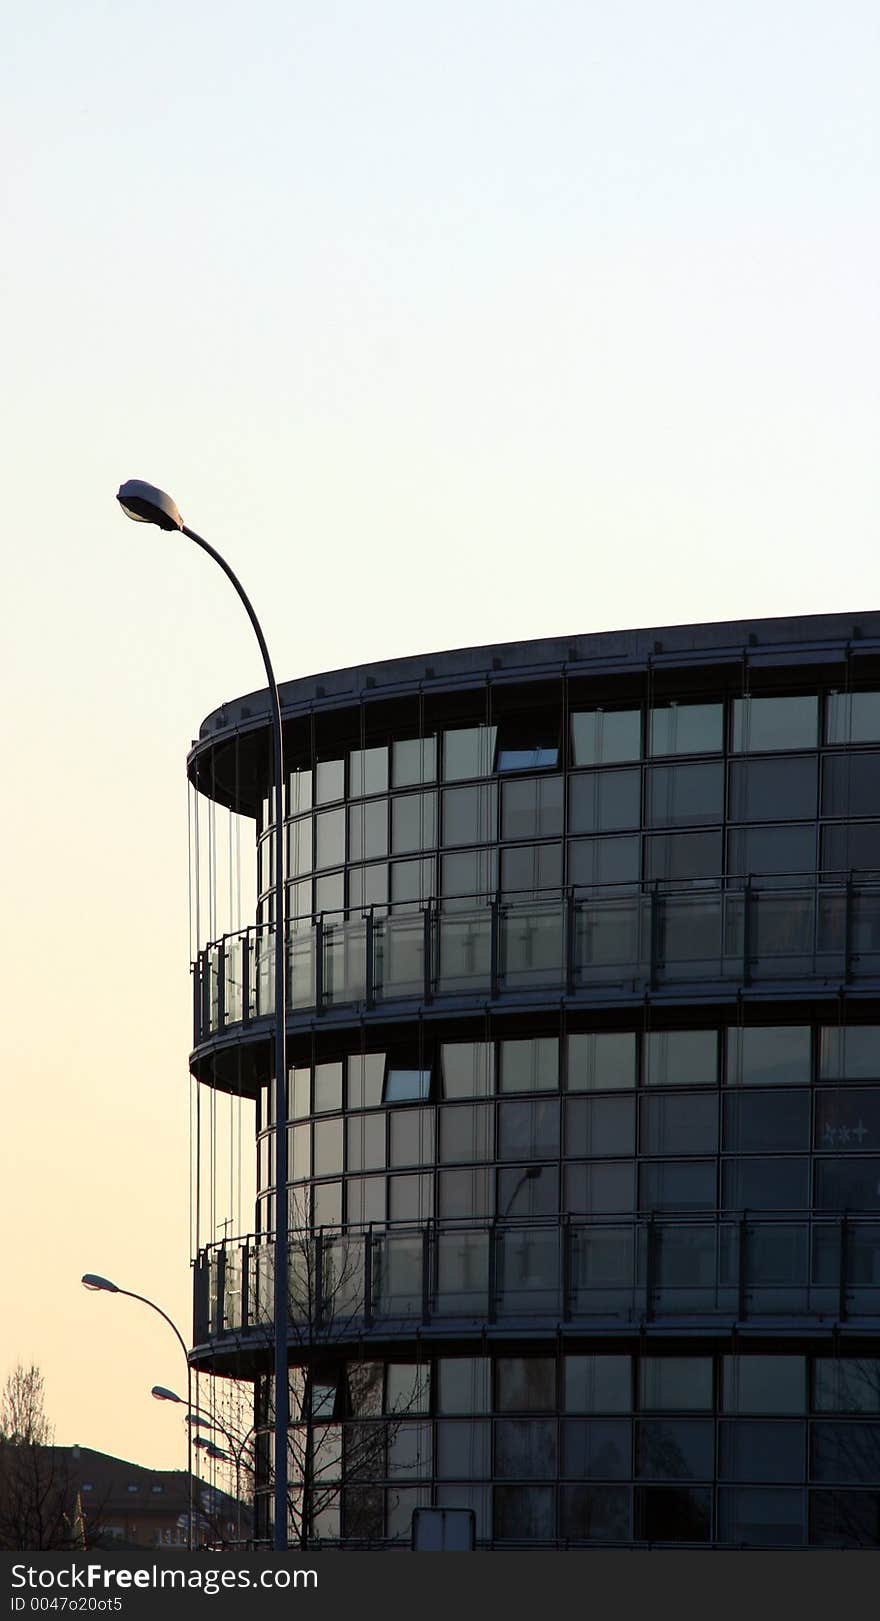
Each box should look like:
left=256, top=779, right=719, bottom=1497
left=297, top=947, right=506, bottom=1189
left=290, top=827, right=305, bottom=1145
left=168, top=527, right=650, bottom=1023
left=186, top=609, right=880, bottom=816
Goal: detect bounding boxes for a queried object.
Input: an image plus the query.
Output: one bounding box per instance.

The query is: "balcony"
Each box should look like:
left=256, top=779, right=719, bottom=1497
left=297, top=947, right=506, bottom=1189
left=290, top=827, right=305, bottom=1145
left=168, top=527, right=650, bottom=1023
left=192, top=875, right=880, bottom=1044
left=192, top=1210, right=880, bottom=1350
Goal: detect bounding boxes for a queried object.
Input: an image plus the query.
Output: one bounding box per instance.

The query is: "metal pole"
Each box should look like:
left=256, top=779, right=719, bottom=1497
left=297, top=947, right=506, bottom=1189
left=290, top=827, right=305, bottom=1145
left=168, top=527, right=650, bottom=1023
left=117, top=1289, right=194, bottom=1549
left=180, top=525, right=288, bottom=1551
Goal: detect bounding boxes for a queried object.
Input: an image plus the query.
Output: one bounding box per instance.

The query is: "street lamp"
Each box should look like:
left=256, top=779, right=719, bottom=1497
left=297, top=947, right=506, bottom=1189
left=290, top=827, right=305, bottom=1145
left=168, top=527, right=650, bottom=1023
left=117, top=479, right=289, bottom=1551
left=81, top=1274, right=194, bottom=1547
left=154, top=1384, right=254, bottom=1544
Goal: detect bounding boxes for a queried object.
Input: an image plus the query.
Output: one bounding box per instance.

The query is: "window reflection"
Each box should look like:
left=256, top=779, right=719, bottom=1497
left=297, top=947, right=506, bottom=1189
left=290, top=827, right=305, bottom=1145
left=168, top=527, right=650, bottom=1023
left=571, top=709, right=641, bottom=766
left=650, top=703, right=723, bottom=757
left=731, top=696, right=818, bottom=753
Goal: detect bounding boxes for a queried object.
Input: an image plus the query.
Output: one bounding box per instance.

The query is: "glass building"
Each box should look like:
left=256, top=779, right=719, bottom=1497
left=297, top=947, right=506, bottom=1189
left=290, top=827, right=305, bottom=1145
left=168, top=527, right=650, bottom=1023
left=188, top=611, right=880, bottom=1547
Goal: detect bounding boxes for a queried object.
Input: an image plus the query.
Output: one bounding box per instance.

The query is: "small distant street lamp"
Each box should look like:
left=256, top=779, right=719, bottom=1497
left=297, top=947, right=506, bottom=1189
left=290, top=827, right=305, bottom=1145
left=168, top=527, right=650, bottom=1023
left=82, top=1274, right=194, bottom=1548
left=116, top=479, right=288, bottom=1550
left=153, top=1384, right=254, bottom=1543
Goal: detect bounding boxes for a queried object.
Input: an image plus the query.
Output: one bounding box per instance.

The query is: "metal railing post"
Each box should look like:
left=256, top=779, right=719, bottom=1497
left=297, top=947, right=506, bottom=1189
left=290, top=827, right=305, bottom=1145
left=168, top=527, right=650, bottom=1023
left=738, top=1212, right=749, bottom=1320
left=242, top=927, right=251, bottom=1025
left=315, top=915, right=325, bottom=1012
left=365, top=908, right=375, bottom=1008
left=217, top=936, right=227, bottom=1031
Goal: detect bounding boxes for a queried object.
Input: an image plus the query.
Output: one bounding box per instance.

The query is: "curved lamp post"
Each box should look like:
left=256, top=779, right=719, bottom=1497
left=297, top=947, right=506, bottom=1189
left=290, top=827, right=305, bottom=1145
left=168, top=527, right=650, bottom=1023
left=82, top=1274, right=194, bottom=1547
left=116, top=480, right=288, bottom=1551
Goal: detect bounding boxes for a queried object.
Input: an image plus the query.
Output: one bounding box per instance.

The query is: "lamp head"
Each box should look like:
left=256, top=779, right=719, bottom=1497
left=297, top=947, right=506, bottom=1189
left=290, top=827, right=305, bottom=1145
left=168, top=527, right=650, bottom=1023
left=152, top=1385, right=183, bottom=1404
left=82, top=1273, right=118, bottom=1293
left=117, top=480, right=183, bottom=532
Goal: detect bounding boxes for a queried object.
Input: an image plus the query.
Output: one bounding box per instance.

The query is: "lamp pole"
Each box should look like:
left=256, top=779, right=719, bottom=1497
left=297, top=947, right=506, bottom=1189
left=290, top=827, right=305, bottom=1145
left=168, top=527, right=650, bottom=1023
left=116, top=480, right=289, bottom=1551
left=82, top=1274, right=195, bottom=1548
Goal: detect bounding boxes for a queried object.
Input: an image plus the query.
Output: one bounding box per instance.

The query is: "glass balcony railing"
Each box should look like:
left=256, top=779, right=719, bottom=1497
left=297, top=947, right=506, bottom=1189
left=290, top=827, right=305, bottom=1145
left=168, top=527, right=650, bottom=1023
left=192, top=1210, right=880, bottom=1344
left=192, top=875, right=880, bottom=1043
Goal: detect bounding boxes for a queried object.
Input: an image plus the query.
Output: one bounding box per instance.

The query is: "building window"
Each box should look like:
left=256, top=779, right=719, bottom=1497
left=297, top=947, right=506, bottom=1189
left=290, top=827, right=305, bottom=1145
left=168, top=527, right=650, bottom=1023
left=392, top=737, right=437, bottom=787
left=649, top=702, right=723, bottom=757
left=639, top=1160, right=716, bottom=1211
left=639, top=1092, right=718, bottom=1155
left=565, top=1160, right=634, bottom=1213
left=725, top=1027, right=811, bottom=1086
left=501, top=775, right=564, bottom=840
left=441, top=1042, right=494, bottom=1098
left=569, top=834, right=640, bottom=890
left=723, top=1157, right=809, bottom=1210
left=639, top=1358, right=713, bottom=1410
left=826, top=691, right=880, bottom=746
left=314, top=1062, right=343, bottom=1115
left=821, top=822, right=880, bottom=875
left=441, top=785, right=497, bottom=847
left=288, top=767, right=313, bottom=814
left=567, top=1032, right=636, bottom=1091
left=500, top=842, right=562, bottom=897
left=315, top=759, right=345, bottom=804
left=346, top=1113, right=386, bottom=1172
left=571, top=709, right=641, bottom=766
left=348, top=863, right=388, bottom=911
left=443, top=727, right=497, bottom=782
left=390, top=856, right=435, bottom=908
left=722, top=1356, right=805, bottom=1414
left=560, top=1484, right=630, bottom=1542
left=348, top=801, right=388, bottom=862
left=440, top=848, right=497, bottom=906
left=814, top=1360, right=880, bottom=1412
left=439, top=1104, right=493, bottom=1164
left=728, top=756, right=818, bottom=823
left=389, top=1108, right=436, bottom=1166
left=495, top=1358, right=556, bottom=1412
left=499, top=1037, right=559, bottom=1092
left=494, top=719, right=560, bottom=773
left=644, top=831, right=722, bottom=884
left=731, top=695, right=818, bottom=753
left=723, top=1090, right=810, bottom=1152
left=643, top=1030, right=718, bottom=1088
left=348, top=746, right=389, bottom=799
left=383, top=1064, right=432, bottom=1104
left=438, top=1166, right=492, bottom=1218
left=391, top=791, right=437, bottom=854
left=822, top=752, right=880, bottom=818
left=569, top=769, right=641, bottom=834
left=564, top=1356, right=632, bottom=1413
left=347, top=1054, right=385, bottom=1109
left=288, top=817, right=314, bottom=878
left=645, top=762, right=724, bottom=828
left=315, top=809, right=346, bottom=869
left=566, top=1095, right=635, bottom=1157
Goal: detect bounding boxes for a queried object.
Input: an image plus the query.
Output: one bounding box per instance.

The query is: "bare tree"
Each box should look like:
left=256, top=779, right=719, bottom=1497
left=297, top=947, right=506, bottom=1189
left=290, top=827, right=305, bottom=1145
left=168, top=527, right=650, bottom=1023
left=238, top=1216, right=429, bottom=1547
left=0, top=1364, right=81, bottom=1550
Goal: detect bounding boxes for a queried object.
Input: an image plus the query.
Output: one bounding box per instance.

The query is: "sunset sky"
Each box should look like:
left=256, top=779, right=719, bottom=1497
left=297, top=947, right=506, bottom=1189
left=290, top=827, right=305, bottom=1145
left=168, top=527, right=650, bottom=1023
left=1, top=0, right=877, bottom=1475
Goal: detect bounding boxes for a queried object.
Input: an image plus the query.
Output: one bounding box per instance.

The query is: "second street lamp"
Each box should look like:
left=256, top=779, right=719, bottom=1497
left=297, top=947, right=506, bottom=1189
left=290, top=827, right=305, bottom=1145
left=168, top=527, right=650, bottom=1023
left=116, top=479, right=289, bottom=1550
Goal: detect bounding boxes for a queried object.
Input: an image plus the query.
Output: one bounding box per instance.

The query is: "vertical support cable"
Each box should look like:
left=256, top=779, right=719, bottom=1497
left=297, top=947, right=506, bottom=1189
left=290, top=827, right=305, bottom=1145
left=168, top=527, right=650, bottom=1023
left=178, top=523, right=289, bottom=1550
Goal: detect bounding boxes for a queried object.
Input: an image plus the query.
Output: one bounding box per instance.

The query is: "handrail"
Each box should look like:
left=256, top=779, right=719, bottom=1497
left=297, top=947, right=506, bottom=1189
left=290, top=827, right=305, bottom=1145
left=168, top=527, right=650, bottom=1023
left=196, top=869, right=880, bottom=957
left=191, top=874, right=880, bottom=1043
left=195, top=1208, right=879, bottom=1259
left=192, top=1209, right=880, bottom=1341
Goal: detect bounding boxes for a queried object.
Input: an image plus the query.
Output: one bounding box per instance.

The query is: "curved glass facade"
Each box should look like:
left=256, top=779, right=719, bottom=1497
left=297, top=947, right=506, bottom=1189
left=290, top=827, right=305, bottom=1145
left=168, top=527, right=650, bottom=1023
left=188, top=617, right=880, bottom=1547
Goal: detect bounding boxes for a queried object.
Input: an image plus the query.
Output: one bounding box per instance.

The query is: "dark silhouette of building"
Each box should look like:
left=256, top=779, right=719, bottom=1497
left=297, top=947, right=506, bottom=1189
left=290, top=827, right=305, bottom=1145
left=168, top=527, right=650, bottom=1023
left=0, top=1446, right=246, bottom=1550
left=188, top=611, right=880, bottom=1547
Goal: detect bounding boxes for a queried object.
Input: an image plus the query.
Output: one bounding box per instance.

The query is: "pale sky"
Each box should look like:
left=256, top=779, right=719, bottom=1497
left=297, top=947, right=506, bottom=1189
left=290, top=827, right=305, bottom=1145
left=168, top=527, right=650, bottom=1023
left=1, top=0, right=877, bottom=1474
